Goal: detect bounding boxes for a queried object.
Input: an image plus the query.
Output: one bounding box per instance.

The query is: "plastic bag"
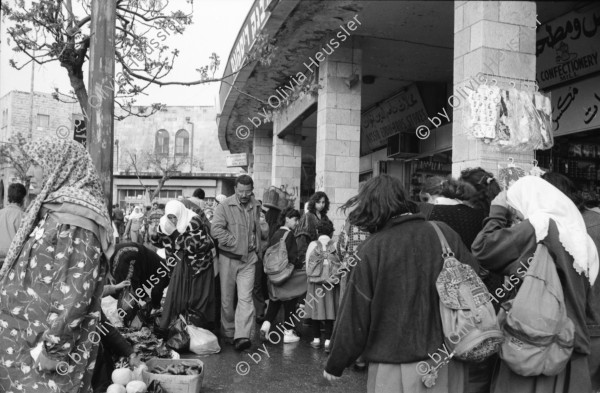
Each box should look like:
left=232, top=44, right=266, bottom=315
left=187, top=325, right=221, bottom=355
left=166, top=316, right=190, bottom=352
left=101, top=296, right=123, bottom=327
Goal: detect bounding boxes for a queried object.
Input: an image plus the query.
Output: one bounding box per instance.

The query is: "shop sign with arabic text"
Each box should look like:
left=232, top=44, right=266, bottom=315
left=537, top=7, right=600, bottom=89
left=361, top=84, right=428, bottom=151
left=552, top=74, right=600, bottom=136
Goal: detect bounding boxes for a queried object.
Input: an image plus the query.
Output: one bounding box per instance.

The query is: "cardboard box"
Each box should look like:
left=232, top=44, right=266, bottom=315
left=142, top=358, right=204, bottom=393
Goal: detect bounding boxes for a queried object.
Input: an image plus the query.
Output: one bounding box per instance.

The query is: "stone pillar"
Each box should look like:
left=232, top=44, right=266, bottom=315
left=315, top=46, right=362, bottom=232
left=252, top=127, right=273, bottom=200
left=452, top=1, right=537, bottom=177
left=272, top=126, right=302, bottom=209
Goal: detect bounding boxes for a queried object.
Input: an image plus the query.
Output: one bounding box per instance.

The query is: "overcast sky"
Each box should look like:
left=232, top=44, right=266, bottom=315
left=0, top=0, right=254, bottom=107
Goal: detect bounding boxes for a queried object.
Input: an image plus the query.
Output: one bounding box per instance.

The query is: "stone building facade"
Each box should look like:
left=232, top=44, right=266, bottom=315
left=0, top=90, right=242, bottom=207
left=217, top=0, right=597, bottom=232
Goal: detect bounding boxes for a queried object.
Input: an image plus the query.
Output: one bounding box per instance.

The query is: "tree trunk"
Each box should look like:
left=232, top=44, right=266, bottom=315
left=66, top=67, right=90, bottom=120
left=151, top=176, right=169, bottom=202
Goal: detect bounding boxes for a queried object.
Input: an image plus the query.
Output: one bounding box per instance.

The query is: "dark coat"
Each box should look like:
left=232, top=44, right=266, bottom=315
left=325, top=213, right=478, bottom=377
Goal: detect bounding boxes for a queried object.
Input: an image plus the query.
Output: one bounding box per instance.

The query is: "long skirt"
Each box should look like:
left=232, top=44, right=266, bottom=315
left=305, top=281, right=339, bottom=320
left=367, top=360, right=467, bottom=393
left=0, top=215, right=106, bottom=393
left=491, top=353, right=592, bottom=393
left=159, top=255, right=215, bottom=330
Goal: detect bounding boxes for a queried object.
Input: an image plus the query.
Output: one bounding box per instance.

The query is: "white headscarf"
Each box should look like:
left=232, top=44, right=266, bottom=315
left=161, top=200, right=197, bottom=235
left=507, top=176, right=599, bottom=285
left=129, top=206, right=144, bottom=220
left=215, top=194, right=227, bottom=204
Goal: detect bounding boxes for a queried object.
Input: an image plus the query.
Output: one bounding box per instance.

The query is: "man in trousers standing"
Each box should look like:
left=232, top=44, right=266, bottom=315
left=211, top=175, right=262, bottom=351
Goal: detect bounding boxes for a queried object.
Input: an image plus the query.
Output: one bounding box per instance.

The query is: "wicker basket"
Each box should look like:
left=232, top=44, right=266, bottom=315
left=142, top=358, right=204, bottom=393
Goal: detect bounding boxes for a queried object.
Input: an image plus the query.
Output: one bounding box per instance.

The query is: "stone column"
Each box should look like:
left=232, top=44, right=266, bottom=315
left=315, top=46, right=362, bottom=232
left=452, top=1, right=537, bottom=177
left=272, top=126, right=302, bottom=209
left=252, top=127, right=273, bottom=200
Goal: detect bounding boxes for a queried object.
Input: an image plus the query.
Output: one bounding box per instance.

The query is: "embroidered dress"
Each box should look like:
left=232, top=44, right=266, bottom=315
left=0, top=137, right=113, bottom=393
left=152, top=215, right=215, bottom=329
left=0, top=214, right=106, bottom=393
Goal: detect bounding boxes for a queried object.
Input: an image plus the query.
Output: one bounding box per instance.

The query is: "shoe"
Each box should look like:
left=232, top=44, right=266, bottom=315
left=234, top=338, right=252, bottom=351
left=222, top=336, right=235, bottom=345
left=310, top=338, right=322, bottom=348
left=283, top=330, right=300, bottom=343
left=324, top=339, right=331, bottom=353
left=260, top=321, right=271, bottom=342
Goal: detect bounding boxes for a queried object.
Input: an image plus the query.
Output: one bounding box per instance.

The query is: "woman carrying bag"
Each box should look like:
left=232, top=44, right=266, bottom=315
left=324, top=175, right=477, bottom=392
left=471, top=176, right=599, bottom=393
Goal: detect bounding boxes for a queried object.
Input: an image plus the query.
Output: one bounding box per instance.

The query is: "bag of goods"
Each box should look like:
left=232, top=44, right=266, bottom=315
left=166, top=316, right=190, bottom=352
left=187, top=325, right=221, bottom=355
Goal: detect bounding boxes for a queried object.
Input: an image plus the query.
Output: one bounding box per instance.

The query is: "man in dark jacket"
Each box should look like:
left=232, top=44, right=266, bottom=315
left=211, top=175, right=262, bottom=351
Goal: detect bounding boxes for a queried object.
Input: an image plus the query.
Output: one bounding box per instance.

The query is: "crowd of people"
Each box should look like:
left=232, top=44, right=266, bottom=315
left=0, top=136, right=598, bottom=393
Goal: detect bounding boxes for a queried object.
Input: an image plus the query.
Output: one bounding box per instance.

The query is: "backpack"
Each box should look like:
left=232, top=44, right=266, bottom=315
left=263, top=231, right=294, bottom=285
left=307, top=240, right=340, bottom=284
left=431, top=222, right=504, bottom=362
left=498, top=243, right=575, bottom=376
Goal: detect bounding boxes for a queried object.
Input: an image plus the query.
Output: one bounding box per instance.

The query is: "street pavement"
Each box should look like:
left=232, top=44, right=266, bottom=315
left=182, top=322, right=367, bottom=393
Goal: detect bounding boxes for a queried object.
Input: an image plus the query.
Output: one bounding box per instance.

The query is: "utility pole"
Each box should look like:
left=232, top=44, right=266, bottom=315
left=28, top=50, right=35, bottom=139
left=88, top=0, right=116, bottom=212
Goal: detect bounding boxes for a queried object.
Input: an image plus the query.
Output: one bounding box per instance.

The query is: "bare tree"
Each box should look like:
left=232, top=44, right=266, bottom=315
left=1, top=0, right=277, bottom=121
left=123, top=148, right=203, bottom=202
left=0, top=133, right=31, bottom=190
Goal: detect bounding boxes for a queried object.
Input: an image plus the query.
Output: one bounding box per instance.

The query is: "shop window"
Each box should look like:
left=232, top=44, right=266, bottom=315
left=175, top=129, right=189, bottom=156
left=155, top=129, right=169, bottom=155
left=158, top=189, right=182, bottom=199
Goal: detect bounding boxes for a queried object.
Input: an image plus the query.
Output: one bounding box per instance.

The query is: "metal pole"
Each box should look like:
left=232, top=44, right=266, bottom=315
left=88, top=0, right=116, bottom=212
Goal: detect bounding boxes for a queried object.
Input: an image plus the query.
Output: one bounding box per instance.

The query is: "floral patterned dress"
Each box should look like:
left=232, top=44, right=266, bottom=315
left=0, top=213, right=106, bottom=393
left=151, top=215, right=215, bottom=330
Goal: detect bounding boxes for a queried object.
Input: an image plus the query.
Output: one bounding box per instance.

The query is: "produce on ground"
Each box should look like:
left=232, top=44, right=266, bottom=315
left=148, top=364, right=202, bottom=376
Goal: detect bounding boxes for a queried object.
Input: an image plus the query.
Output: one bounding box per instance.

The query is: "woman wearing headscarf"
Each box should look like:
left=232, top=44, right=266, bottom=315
left=471, top=176, right=599, bottom=393
left=125, top=206, right=145, bottom=244
left=151, top=200, right=215, bottom=332
left=0, top=137, right=114, bottom=393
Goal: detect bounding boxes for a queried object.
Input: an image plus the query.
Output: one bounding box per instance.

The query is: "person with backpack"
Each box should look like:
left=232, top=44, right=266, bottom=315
left=542, top=172, right=600, bottom=391
left=323, top=175, right=477, bottom=392
left=471, top=176, right=599, bottom=393
left=305, top=218, right=341, bottom=352
left=417, top=175, right=499, bottom=393
left=259, top=207, right=303, bottom=343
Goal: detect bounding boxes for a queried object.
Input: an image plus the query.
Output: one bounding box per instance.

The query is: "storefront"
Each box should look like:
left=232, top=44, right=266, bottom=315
left=535, top=5, right=600, bottom=202
left=217, top=0, right=592, bottom=230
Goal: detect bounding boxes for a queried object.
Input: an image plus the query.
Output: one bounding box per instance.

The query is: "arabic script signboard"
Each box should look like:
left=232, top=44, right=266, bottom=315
left=226, top=153, right=248, bottom=167
left=361, top=85, right=429, bottom=151
left=552, top=74, right=600, bottom=136
left=537, top=7, right=600, bottom=89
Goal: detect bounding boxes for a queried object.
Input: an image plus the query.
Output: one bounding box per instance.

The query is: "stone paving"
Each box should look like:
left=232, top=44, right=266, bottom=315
left=182, top=323, right=367, bottom=393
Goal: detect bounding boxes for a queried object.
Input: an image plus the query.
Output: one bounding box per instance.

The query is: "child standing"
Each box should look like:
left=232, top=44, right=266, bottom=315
left=260, top=207, right=303, bottom=343
left=305, top=219, right=340, bottom=352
